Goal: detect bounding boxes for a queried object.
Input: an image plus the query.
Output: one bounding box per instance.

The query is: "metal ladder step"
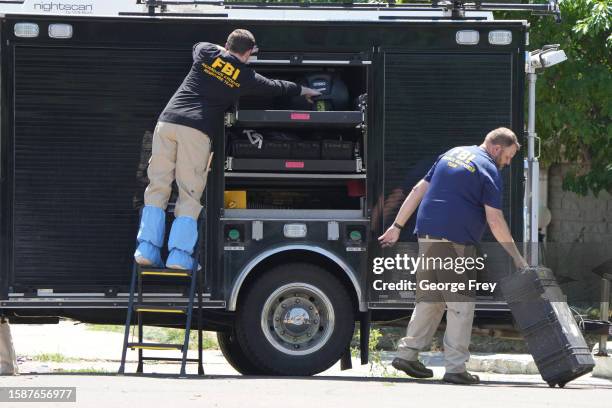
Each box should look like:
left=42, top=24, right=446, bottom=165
left=127, top=342, right=183, bottom=351
left=141, top=357, right=200, bottom=363
left=134, top=304, right=187, bottom=314
left=139, top=267, right=192, bottom=278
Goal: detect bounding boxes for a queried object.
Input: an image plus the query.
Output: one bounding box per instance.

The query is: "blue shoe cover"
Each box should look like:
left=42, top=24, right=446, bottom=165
left=134, top=205, right=166, bottom=267
left=134, top=241, right=163, bottom=267
left=166, top=217, right=198, bottom=270
left=166, top=248, right=194, bottom=270
left=136, top=206, right=165, bottom=248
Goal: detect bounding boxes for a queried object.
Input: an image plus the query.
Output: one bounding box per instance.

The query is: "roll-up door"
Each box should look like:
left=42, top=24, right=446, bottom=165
left=11, top=46, right=190, bottom=291
left=382, top=52, right=516, bottom=239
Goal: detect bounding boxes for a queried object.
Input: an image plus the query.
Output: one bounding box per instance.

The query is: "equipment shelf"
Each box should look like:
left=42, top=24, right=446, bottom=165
left=225, top=172, right=366, bottom=179
left=225, top=157, right=363, bottom=173
left=228, top=109, right=363, bottom=128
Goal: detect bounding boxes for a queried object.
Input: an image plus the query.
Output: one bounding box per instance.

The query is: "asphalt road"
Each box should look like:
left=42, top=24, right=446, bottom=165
left=4, top=322, right=612, bottom=407
left=2, top=372, right=611, bottom=408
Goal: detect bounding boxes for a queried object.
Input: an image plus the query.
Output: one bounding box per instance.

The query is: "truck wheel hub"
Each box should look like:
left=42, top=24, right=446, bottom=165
left=261, top=283, right=335, bottom=355
left=278, top=298, right=318, bottom=337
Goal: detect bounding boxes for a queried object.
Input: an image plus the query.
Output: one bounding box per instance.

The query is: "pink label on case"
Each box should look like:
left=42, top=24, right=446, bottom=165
left=290, top=113, right=310, bottom=120
left=285, top=161, right=305, bottom=169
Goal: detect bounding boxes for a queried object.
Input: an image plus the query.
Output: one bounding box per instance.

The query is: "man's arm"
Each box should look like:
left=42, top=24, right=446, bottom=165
left=242, top=72, right=301, bottom=97
left=378, top=179, right=429, bottom=247
left=485, top=205, right=528, bottom=268
left=241, top=72, right=321, bottom=101
left=193, top=42, right=216, bottom=61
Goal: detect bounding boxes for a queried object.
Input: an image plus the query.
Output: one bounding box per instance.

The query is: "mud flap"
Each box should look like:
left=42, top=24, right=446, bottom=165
left=340, top=348, right=352, bottom=371
left=360, top=311, right=371, bottom=365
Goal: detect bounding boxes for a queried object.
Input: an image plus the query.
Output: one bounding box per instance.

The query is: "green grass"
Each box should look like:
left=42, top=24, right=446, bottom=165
left=32, top=353, right=79, bottom=363
left=86, top=324, right=124, bottom=334
left=143, top=327, right=218, bottom=350
left=86, top=324, right=218, bottom=350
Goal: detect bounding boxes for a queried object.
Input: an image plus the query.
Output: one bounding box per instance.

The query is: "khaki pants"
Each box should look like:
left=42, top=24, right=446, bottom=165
left=144, top=122, right=212, bottom=219
left=0, top=319, right=18, bottom=375
left=396, top=238, right=476, bottom=374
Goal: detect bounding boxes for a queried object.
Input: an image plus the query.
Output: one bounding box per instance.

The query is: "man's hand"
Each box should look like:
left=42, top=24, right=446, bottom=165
left=300, top=86, right=322, bottom=104
left=376, top=179, right=429, bottom=248
left=485, top=205, right=529, bottom=270
left=378, top=225, right=401, bottom=248
left=514, top=256, right=529, bottom=270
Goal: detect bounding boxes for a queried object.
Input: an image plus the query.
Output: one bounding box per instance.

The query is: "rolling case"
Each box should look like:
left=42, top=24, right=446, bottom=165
left=500, top=266, right=595, bottom=387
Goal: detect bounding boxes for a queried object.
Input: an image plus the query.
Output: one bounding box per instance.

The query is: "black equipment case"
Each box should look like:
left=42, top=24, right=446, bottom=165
left=500, top=267, right=596, bottom=387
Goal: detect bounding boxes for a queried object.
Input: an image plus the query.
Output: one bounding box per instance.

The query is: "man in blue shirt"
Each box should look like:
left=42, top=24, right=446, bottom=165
left=378, top=127, right=527, bottom=384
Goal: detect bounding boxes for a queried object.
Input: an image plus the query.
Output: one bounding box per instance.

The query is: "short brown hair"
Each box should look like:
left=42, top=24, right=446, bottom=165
left=226, top=29, right=256, bottom=55
left=485, top=127, right=521, bottom=149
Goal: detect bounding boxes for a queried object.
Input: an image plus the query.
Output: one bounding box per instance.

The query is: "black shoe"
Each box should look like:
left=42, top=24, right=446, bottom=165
left=442, top=371, right=480, bottom=385
left=391, top=358, right=433, bottom=378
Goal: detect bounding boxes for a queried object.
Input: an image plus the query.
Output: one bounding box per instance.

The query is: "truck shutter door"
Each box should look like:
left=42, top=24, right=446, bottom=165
left=11, top=46, right=189, bottom=291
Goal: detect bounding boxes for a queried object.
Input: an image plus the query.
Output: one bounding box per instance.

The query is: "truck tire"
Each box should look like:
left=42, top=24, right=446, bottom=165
left=235, top=262, right=355, bottom=376
left=217, top=330, right=264, bottom=375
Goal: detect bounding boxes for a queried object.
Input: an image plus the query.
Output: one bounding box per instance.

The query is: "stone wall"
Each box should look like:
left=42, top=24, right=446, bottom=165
left=547, top=164, right=612, bottom=244
left=545, top=165, right=611, bottom=302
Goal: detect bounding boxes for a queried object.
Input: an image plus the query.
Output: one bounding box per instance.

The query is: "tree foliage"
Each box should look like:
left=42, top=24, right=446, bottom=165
left=527, top=0, right=611, bottom=195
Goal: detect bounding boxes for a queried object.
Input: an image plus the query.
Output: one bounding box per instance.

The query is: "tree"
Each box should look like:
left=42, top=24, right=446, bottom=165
left=518, top=0, right=611, bottom=195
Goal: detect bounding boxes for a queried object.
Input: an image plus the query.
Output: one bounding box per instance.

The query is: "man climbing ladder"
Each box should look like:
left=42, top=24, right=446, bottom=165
left=134, top=29, right=320, bottom=270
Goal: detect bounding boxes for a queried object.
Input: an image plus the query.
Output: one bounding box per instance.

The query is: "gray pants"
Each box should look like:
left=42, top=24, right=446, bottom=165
left=396, top=237, right=476, bottom=374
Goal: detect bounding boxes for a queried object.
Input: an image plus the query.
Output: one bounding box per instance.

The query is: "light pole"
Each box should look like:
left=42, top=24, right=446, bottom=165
left=524, top=45, right=567, bottom=266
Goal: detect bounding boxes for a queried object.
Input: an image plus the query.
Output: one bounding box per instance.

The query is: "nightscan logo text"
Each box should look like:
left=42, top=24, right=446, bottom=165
left=33, top=2, right=93, bottom=14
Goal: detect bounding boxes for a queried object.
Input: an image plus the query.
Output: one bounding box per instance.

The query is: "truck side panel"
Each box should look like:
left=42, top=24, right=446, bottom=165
left=0, top=16, right=525, bottom=311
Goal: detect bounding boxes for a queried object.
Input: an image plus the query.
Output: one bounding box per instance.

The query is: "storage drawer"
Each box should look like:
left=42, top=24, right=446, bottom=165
left=322, top=140, right=354, bottom=160
left=292, top=140, right=321, bottom=159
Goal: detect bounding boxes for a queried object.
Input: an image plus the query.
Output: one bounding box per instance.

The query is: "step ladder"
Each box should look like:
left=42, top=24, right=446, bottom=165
left=118, top=230, right=205, bottom=377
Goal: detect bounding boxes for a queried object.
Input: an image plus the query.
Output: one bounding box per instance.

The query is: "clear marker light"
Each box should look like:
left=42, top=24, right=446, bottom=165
left=489, top=30, right=512, bottom=45
left=283, top=224, right=307, bottom=238
left=49, top=24, right=73, bottom=39
left=456, top=30, right=479, bottom=45
left=14, top=23, right=39, bottom=38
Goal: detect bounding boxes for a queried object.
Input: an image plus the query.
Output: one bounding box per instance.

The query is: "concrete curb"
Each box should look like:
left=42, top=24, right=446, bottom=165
left=467, top=354, right=540, bottom=375
left=592, top=341, right=612, bottom=380
left=593, top=356, right=612, bottom=379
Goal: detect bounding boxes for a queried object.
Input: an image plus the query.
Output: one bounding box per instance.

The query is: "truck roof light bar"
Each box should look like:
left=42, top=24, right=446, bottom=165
left=134, top=0, right=561, bottom=21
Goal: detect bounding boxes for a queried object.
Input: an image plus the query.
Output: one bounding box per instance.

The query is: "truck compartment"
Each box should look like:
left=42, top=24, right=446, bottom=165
left=225, top=182, right=363, bottom=210
left=224, top=64, right=367, bottom=212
